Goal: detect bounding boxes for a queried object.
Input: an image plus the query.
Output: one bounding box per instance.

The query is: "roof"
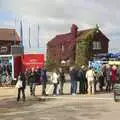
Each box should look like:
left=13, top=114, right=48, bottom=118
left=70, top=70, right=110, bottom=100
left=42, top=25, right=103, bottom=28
left=76, top=28, right=95, bottom=41
left=0, top=28, right=20, bottom=41
left=48, top=26, right=110, bottom=45
left=76, top=28, right=109, bottom=41
left=48, top=33, right=74, bottom=46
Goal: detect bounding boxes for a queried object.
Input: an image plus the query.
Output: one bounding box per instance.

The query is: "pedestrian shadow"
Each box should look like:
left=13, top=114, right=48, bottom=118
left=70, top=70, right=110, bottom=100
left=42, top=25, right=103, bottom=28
left=0, top=96, right=56, bottom=109
left=94, top=90, right=113, bottom=94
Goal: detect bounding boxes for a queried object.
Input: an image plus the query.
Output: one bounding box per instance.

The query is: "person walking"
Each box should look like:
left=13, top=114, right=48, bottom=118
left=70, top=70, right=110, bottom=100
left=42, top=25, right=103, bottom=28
left=69, top=67, right=77, bottom=95
left=25, top=68, right=30, bottom=85
left=86, top=67, right=95, bottom=95
left=16, top=72, right=26, bottom=102
left=58, top=68, right=65, bottom=95
left=105, top=64, right=112, bottom=92
left=111, top=65, right=117, bottom=89
left=77, top=67, right=85, bottom=94
left=98, top=70, right=104, bottom=92
left=51, top=69, right=59, bottom=96
left=81, top=66, right=88, bottom=94
left=29, top=67, right=37, bottom=96
left=41, top=68, right=48, bottom=96
left=36, top=67, right=41, bottom=85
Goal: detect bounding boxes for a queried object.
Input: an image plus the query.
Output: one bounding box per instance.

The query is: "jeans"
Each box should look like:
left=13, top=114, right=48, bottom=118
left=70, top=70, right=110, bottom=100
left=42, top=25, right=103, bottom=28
left=17, top=88, right=25, bottom=101
left=53, top=83, right=58, bottom=95
left=29, top=82, right=36, bottom=96
left=78, top=80, right=85, bottom=94
left=42, top=82, right=47, bottom=95
left=71, top=80, right=77, bottom=94
left=106, top=80, right=111, bottom=92
left=59, top=81, right=64, bottom=95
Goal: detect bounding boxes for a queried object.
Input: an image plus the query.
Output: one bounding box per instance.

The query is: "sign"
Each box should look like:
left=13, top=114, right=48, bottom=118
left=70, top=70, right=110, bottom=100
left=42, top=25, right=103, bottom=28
left=22, top=54, right=44, bottom=69
left=108, top=61, right=120, bottom=65
left=11, top=45, right=24, bottom=55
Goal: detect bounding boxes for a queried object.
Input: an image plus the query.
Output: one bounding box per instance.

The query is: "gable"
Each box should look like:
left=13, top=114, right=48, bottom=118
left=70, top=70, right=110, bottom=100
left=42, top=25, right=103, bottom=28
left=76, top=28, right=110, bottom=42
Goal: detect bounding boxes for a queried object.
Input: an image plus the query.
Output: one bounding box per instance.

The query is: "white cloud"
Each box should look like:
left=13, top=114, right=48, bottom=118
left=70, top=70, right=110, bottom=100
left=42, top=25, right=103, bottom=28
left=1, top=0, right=120, bottom=53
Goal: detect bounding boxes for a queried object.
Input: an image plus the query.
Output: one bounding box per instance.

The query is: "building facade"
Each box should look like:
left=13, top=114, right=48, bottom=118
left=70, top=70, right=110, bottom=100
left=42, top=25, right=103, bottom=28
left=47, top=24, right=109, bottom=66
left=0, top=28, right=20, bottom=55
left=0, top=28, right=21, bottom=79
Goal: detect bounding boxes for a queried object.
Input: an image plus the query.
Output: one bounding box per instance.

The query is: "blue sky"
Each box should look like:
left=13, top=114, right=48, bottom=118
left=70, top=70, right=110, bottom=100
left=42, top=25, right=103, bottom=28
left=0, top=0, right=120, bottom=53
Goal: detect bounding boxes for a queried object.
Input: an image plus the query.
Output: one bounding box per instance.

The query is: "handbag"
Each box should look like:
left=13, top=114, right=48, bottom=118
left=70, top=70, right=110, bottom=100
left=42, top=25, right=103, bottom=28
left=15, top=80, right=23, bottom=88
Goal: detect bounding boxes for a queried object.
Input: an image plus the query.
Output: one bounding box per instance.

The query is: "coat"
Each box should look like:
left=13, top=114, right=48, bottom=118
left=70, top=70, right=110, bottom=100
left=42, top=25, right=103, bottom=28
left=51, top=72, right=59, bottom=84
left=29, top=71, right=37, bottom=83
left=112, top=69, right=117, bottom=82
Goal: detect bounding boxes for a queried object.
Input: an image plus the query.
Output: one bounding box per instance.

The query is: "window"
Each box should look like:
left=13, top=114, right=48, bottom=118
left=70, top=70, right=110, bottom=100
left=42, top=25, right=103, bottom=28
left=61, top=45, right=64, bottom=52
left=0, top=46, right=8, bottom=53
left=92, top=41, right=101, bottom=50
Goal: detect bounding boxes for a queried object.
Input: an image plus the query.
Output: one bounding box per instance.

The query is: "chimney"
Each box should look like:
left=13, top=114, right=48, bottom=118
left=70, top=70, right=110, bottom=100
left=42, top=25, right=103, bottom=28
left=71, top=24, right=78, bottom=37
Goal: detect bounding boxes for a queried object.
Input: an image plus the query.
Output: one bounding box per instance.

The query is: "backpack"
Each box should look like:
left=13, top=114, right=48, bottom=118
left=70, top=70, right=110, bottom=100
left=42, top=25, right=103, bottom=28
left=77, top=70, right=83, bottom=78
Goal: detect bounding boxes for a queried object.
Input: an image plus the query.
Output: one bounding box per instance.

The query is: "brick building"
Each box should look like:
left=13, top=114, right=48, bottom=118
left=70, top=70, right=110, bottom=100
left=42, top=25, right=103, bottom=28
left=47, top=24, right=109, bottom=66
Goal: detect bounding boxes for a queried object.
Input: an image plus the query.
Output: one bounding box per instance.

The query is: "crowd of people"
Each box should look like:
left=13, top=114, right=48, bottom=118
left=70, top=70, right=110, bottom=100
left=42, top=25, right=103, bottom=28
left=9, top=64, right=120, bottom=101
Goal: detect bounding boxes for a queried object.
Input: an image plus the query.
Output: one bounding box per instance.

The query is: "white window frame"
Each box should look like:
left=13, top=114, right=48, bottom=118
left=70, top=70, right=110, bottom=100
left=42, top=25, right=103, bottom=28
left=1, top=46, right=8, bottom=53
left=93, top=41, right=101, bottom=50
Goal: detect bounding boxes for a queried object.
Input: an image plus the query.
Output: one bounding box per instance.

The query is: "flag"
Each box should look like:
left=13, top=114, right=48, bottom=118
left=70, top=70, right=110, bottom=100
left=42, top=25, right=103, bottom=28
left=20, top=20, right=24, bottom=47
left=37, top=24, right=40, bottom=48
left=29, top=25, right=31, bottom=48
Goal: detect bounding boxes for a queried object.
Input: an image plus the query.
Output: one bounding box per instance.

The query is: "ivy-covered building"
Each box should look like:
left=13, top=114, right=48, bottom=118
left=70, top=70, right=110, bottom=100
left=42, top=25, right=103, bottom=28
left=47, top=24, right=109, bottom=67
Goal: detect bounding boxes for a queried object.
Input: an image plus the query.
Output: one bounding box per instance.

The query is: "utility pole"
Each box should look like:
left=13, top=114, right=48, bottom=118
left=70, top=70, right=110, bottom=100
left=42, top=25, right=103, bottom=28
left=29, top=24, right=31, bottom=48
left=37, top=24, right=40, bottom=48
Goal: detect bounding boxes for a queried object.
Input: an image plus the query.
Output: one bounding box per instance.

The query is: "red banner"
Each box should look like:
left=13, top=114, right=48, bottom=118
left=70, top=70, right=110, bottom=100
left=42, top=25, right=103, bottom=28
left=22, top=54, right=44, bottom=70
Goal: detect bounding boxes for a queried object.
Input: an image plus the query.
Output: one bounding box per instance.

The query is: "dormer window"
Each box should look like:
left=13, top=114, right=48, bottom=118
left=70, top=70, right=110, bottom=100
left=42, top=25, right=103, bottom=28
left=93, top=41, right=101, bottom=50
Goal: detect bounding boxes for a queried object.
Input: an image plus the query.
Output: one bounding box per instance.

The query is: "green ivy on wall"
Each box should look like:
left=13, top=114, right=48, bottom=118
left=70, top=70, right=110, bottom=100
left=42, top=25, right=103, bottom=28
left=75, top=28, right=97, bottom=67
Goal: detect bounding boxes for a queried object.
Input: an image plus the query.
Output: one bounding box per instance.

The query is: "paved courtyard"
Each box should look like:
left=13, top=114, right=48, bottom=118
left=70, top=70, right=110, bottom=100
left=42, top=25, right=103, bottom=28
left=0, top=84, right=120, bottom=120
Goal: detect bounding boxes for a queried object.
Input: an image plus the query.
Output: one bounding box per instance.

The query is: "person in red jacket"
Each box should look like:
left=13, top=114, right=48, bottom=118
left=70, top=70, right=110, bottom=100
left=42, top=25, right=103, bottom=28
left=111, top=65, right=117, bottom=89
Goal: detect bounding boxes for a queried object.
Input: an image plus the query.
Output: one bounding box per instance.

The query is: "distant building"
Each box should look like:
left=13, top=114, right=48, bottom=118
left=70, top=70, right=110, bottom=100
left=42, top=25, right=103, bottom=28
left=47, top=24, right=109, bottom=66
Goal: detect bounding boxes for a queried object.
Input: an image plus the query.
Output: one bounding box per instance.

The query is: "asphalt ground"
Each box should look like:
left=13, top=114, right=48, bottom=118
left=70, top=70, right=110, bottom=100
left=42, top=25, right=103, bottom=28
left=0, top=83, right=120, bottom=120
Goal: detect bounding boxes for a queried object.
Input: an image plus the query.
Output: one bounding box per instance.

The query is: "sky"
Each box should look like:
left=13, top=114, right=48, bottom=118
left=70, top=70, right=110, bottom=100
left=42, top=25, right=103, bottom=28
left=0, top=0, right=120, bottom=53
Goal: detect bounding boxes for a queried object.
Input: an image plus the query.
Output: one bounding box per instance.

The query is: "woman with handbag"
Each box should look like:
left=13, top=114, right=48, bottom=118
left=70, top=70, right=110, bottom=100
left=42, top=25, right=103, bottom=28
left=16, top=72, right=26, bottom=102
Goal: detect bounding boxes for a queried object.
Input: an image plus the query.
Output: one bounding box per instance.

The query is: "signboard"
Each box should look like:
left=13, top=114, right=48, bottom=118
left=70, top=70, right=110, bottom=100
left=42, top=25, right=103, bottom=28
left=11, top=45, right=24, bottom=55
left=108, top=61, right=120, bottom=65
left=22, top=54, right=44, bottom=69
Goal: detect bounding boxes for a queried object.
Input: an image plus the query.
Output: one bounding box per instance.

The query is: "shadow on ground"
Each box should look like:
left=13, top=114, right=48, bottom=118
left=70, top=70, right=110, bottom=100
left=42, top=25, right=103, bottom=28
left=0, top=96, right=56, bottom=111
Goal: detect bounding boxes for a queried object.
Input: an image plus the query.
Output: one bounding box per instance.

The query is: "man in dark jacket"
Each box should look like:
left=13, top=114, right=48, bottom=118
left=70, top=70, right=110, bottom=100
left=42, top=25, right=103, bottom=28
left=105, top=65, right=112, bottom=92
left=69, top=67, right=77, bottom=95
left=59, top=68, right=65, bottom=95
left=29, top=67, right=37, bottom=96
left=36, top=67, right=42, bottom=85
left=77, top=68, right=85, bottom=94
left=41, top=68, right=48, bottom=96
left=17, top=72, right=26, bottom=102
